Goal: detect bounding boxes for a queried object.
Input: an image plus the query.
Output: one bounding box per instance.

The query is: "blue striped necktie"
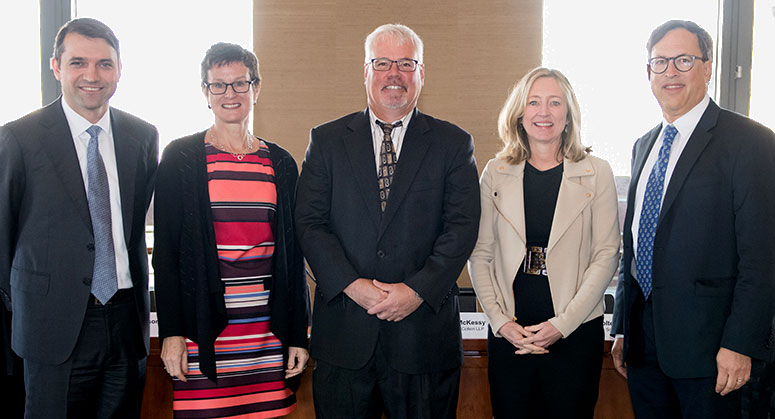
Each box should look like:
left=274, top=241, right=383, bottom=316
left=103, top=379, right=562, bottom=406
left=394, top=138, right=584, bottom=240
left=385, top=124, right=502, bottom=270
left=636, top=124, right=678, bottom=299
left=86, top=125, right=118, bottom=304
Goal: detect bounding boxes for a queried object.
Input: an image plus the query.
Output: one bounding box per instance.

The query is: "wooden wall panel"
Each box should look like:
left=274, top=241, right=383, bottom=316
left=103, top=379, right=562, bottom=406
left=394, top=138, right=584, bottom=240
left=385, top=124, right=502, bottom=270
left=253, top=0, right=542, bottom=288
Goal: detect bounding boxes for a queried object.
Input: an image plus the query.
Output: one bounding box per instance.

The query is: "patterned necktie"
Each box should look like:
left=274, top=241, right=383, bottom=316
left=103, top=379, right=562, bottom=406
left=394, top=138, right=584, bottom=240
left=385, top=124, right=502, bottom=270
left=376, top=120, right=402, bottom=212
left=636, top=124, right=678, bottom=299
left=86, top=125, right=118, bottom=304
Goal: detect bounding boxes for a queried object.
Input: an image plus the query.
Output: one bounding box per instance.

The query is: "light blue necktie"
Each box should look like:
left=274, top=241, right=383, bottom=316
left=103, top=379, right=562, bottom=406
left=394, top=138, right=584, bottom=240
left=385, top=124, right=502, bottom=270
left=86, top=125, right=118, bottom=304
left=636, top=124, right=678, bottom=299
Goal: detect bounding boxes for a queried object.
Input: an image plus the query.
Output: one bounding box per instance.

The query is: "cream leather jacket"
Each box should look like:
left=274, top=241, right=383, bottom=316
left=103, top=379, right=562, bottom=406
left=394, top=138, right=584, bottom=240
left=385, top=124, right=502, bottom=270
left=468, top=155, right=620, bottom=338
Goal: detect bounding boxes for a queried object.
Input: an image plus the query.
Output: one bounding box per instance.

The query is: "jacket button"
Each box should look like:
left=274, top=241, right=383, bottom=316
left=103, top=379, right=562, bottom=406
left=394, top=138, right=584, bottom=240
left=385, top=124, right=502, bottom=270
left=83, top=277, right=92, bottom=286
left=87, top=243, right=95, bottom=251
left=586, top=193, right=591, bottom=198
left=377, top=250, right=385, bottom=258
left=493, top=191, right=498, bottom=197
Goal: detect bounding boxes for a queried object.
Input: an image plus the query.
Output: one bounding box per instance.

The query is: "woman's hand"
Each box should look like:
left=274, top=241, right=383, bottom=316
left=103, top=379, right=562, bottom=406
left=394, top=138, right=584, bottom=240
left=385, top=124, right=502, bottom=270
left=161, top=336, right=189, bottom=382
left=519, top=321, right=563, bottom=349
left=285, top=346, right=310, bottom=378
left=498, top=321, right=549, bottom=355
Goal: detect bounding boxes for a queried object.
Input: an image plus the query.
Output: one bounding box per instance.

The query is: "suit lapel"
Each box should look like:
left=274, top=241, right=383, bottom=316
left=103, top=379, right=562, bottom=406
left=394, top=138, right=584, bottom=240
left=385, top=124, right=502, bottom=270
left=624, top=125, right=661, bottom=241
left=547, top=158, right=595, bottom=251
left=111, top=109, right=139, bottom=246
left=492, top=161, right=527, bottom=245
left=40, top=99, right=93, bottom=231
left=378, top=109, right=431, bottom=237
left=343, top=109, right=382, bottom=228
left=659, top=101, right=719, bottom=225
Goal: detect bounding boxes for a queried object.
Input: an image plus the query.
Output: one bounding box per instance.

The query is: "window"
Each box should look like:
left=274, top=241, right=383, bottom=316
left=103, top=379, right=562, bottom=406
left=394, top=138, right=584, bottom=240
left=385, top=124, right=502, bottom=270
left=542, top=0, right=721, bottom=176
left=749, top=0, right=775, bottom=131
left=75, top=0, right=253, bottom=152
left=73, top=1, right=253, bottom=290
left=1, top=1, right=41, bottom=124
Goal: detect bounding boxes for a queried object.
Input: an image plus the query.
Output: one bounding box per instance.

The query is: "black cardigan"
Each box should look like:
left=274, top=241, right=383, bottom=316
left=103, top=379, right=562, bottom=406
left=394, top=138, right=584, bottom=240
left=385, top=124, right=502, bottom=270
left=152, top=130, right=309, bottom=382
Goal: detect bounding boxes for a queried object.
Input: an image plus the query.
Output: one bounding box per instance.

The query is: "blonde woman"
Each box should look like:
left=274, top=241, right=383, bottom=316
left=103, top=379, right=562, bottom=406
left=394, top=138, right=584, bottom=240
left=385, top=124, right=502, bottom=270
left=468, top=67, right=620, bottom=418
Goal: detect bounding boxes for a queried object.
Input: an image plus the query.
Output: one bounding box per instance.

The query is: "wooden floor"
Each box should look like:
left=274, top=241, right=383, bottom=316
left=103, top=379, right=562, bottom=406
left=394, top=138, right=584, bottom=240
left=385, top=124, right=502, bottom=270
left=141, top=339, right=633, bottom=419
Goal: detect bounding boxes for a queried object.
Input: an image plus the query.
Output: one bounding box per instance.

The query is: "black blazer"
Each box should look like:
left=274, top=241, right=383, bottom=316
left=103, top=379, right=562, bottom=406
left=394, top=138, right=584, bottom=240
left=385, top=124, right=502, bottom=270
left=153, top=131, right=309, bottom=382
left=612, top=100, right=775, bottom=378
left=0, top=98, right=158, bottom=364
left=295, top=108, right=480, bottom=374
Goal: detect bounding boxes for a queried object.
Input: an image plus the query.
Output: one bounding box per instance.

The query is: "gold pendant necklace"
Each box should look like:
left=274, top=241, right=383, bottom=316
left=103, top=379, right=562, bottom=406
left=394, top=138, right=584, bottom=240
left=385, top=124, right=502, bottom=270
left=207, top=131, right=255, bottom=160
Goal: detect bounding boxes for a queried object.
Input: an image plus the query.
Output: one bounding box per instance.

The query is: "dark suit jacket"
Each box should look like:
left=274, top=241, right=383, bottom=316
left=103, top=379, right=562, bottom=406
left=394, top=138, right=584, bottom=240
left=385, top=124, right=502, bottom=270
left=612, top=100, right=775, bottom=378
left=0, top=98, right=158, bottom=365
left=295, top=108, right=480, bottom=374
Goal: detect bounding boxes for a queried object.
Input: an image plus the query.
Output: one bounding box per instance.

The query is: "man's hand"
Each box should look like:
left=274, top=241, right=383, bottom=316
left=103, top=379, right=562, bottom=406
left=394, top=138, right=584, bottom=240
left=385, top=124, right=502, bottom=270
left=498, top=321, right=548, bottom=355
left=367, top=280, right=423, bottom=322
left=161, top=336, right=189, bottom=382
left=715, top=347, right=751, bottom=396
left=343, top=278, right=388, bottom=310
left=520, top=321, right=563, bottom=349
left=285, top=346, right=309, bottom=378
left=611, top=337, right=627, bottom=378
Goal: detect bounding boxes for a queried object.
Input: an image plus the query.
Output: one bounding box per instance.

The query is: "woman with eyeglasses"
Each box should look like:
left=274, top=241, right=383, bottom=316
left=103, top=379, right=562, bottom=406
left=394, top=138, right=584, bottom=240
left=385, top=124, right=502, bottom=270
left=468, top=67, right=620, bottom=418
left=153, top=42, right=309, bottom=418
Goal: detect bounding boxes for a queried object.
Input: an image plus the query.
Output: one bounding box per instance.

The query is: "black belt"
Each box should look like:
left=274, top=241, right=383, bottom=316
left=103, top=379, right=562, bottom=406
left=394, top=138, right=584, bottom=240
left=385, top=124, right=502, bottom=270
left=90, top=288, right=134, bottom=306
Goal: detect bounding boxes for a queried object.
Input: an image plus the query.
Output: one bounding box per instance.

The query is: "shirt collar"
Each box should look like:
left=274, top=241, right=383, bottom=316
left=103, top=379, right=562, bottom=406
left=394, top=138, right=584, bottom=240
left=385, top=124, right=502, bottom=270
left=368, top=108, right=413, bottom=130
left=661, top=94, right=710, bottom=138
left=61, top=98, right=112, bottom=139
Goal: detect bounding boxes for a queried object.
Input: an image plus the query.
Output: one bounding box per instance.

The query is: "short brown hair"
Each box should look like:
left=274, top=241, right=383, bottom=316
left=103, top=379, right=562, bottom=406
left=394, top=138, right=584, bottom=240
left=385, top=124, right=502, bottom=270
left=53, top=18, right=120, bottom=63
left=200, top=42, right=260, bottom=85
left=646, top=20, right=713, bottom=61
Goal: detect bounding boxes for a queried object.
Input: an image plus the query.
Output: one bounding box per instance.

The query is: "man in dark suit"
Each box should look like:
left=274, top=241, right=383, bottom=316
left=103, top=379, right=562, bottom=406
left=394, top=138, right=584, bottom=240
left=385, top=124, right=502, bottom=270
left=611, top=20, right=775, bottom=418
left=295, top=23, right=480, bottom=418
left=0, top=18, right=157, bottom=418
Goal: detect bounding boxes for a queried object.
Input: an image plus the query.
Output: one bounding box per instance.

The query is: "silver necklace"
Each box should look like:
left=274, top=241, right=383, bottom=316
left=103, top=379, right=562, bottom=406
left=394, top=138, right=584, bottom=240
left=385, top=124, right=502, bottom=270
left=207, top=131, right=255, bottom=160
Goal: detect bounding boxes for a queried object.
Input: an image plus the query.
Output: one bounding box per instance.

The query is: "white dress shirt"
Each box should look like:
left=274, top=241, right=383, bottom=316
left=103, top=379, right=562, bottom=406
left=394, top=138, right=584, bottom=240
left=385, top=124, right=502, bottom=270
left=368, top=109, right=413, bottom=174
left=61, top=100, right=133, bottom=289
left=631, top=94, right=710, bottom=263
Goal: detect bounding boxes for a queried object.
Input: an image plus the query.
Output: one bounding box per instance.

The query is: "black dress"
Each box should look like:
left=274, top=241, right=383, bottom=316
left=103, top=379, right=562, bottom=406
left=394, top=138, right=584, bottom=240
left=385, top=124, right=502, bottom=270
left=488, top=162, right=603, bottom=419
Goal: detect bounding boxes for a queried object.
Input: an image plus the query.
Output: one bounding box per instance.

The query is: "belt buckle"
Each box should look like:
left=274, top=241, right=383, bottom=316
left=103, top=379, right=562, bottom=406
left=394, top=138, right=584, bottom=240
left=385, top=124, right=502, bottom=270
left=523, top=246, right=547, bottom=276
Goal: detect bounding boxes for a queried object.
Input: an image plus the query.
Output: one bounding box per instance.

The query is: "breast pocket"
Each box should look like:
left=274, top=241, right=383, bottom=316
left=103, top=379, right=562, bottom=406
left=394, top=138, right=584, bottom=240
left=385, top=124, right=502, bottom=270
left=409, top=179, right=441, bottom=193
left=694, top=276, right=734, bottom=297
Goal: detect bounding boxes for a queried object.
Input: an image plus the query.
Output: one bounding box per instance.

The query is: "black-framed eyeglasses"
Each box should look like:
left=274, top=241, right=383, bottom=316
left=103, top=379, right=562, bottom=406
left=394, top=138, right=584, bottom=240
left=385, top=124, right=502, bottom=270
left=648, top=55, right=708, bottom=74
left=202, top=79, right=257, bottom=95
left=369, top=58, right=419, bottom=72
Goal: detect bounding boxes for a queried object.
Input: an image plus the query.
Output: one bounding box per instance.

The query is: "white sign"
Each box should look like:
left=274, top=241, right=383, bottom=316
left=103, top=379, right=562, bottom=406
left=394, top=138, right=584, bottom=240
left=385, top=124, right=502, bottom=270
left=604, top=313, right=614, bottom=341
left=460, top=312, right=489, bottom=339
left=150, top=312, right=158, bottom=338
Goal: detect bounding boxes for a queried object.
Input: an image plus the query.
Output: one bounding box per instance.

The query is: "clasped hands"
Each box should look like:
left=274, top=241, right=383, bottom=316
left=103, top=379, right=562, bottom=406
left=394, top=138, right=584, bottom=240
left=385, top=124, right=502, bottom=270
left=498, top=320, right=563, bottom=355
left=344, top=278, right=423, bottom=322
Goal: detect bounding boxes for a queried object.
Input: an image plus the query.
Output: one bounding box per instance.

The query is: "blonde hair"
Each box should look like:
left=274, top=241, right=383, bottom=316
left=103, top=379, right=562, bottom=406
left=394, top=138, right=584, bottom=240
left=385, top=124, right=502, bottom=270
left=496, top=67, right=589, bottom=164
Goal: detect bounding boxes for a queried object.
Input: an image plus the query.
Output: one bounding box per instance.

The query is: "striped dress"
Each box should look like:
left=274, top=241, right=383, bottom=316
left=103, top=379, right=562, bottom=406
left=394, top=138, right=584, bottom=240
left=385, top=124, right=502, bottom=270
left=172, top=140, right=296, bottom=418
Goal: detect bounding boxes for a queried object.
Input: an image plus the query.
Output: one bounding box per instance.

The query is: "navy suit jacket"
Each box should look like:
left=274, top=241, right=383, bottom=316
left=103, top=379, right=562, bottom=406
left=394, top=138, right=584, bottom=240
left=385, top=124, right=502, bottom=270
left=295, top=108, right=480, bottom=374
left=0, top=98, right=158, bottom=364
left=612, top=100, right=775, bottom=378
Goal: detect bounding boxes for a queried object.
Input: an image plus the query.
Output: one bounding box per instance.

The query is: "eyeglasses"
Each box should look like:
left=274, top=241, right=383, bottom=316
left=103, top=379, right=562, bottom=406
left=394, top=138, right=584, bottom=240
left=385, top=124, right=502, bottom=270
left=369, top=58, right=419, bottom=72
left=202, top=79, right=257, bottom=95
left=648, top=55, right=708, bottom=74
